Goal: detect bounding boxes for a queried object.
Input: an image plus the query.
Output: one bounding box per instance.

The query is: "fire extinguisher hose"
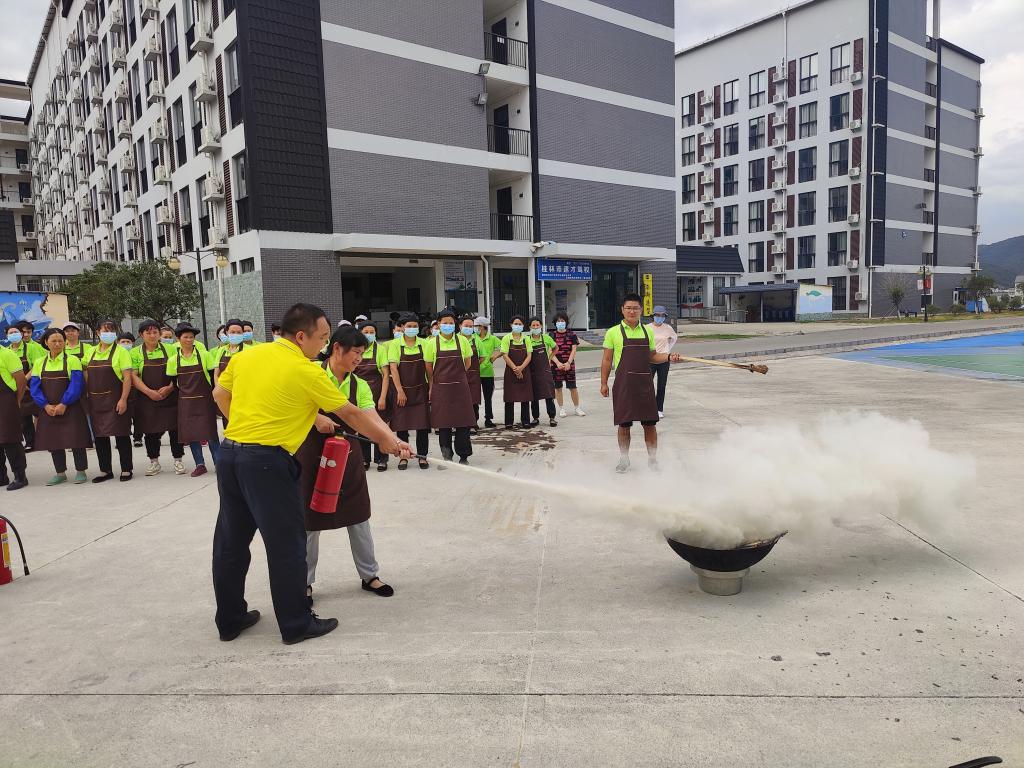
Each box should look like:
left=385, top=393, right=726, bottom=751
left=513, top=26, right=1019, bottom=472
left=0, top=515, right=30, bottom=576
left=336, top=430, right=430, bottom=462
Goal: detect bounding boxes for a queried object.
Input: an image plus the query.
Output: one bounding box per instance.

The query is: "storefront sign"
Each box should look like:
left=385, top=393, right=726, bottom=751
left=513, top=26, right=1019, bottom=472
left=444, top=260, right=475, bottom=291
left=536, top=258, right=592, bottom=281
left=642, top=273, right=654, bottom=315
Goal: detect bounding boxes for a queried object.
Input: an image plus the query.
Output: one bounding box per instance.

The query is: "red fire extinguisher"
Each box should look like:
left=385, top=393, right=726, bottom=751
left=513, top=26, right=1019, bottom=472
left=310, top=436, right=351, bottom=515
left=0, top=515, right=30, bottom=586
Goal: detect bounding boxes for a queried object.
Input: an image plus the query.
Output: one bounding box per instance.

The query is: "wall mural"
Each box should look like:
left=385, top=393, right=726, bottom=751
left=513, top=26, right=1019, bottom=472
left=0, top=292, right=70, bottom=341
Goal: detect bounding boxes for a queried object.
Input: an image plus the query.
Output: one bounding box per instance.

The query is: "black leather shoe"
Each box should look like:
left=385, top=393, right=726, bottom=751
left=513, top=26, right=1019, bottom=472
left=484, top=420, right=496, bottom=428
left=362, top=578, right=395, bottom=597
left=7, top=476, right=28, bottom=491
left=458, top=457, right=469, bottom=465
left=282, top=614, right=339, bottom=645
left=92, top=473, right=114, bottom=484
left=219, top=609, right=261, bottom=641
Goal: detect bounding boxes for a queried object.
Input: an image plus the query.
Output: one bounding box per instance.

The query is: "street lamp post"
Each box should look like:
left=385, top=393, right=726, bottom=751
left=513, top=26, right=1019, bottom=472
left=918, top=264, right=933, bottom=323
left=167, top=247, right=229, bottom=346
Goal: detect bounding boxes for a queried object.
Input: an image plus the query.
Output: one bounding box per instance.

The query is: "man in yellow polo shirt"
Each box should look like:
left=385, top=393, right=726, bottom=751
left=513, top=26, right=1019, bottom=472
left=211, top=303, right=411, bottom=645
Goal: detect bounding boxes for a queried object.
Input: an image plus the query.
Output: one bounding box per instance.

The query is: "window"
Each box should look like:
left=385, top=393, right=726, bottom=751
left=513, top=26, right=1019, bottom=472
left=829, top=275, right=847, bottom=310
left=180, top=187, right=193, bottom=251
left=143, top=211, right=154, bottom=261
left=130, top=63, right=141, bottom=120
left=15, top=148, right=27, bottom=166
left=830, top=93, right=850, bottom=131
left=749, top=116, right=766, bottom=150
left=183, top=0, right=195, bottom=59
left=828, top=186, right=848, bottom=222
left=723, top=79, right=738, bottom=115
left=680, top=276, right=704, bottom=307
left=198, top=178, right=209, bottom=247
left=828, top=231, right=848, bottom=266
left=830, top=43, right=851, bottom=85
left=797, top=236, right=815, bottom=269
left=166, top=8, right=180, bottom=77
left=681, top=135, right=696, bottom=166
left=135, top=138, right=147, bottom=193
left=749, top=71, right=766, bottom=108
left=20, top=214, right=34, bottom=236
left=713, top=276, right=727, bottom=307
left=799, top=103, right=817, bottom=138
left=18, top=181, right=31, bottom=200
left=238, top=258, right=255, bottom=274
left=748, top=158, right=765, bottom=192
left=226, top=44, right=242, bottom=128
left=748, top=242, right=765, bottom=273
left=125, top=0, right=137, bottom=45
left=682, top=212, right=697, bottom=242
left=723, top=164, right=738, bottom=196
left=189, top=83, right=202, bottom=150
left=172, top=98, right=186, bottom=164
left=723, top=124, right=739, bottom=156
left=748, top=200, right=765, bottom=233
left=798, top=192, right=816, bottom=226
left=723, top=205, right=739, bottom=236
left=681, top=174, right=696, bottom=204
left=829, top=140, right=849, bottom=177
left=681, top=94, right=696, bottom=128
left=234, top=151, right=250, bottom=234
left=224, top=0, right=237, bottom=17
left=799, top=53, right=818, bottom=93
left=798, top=147, right=816, bottom=182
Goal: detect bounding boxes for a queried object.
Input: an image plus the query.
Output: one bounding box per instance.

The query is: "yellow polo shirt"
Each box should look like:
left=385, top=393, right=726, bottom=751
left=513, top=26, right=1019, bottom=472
left=218, top=337, right=349, bottom=454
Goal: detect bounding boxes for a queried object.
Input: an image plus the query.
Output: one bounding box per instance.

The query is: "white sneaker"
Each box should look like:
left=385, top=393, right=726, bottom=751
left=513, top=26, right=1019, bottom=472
left=173, top=460, right=186, bottom=475
left=145, top=459, right=161, bottom=477
left=658, top=411, right=664, bottom=418
left=559, top=407, right=567, bottom=418
left=575, top=407, right=587, bottom=417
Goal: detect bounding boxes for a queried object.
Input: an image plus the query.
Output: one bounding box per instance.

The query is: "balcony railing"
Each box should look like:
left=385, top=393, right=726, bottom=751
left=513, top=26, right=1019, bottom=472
left=490, top=212, right=533, bottom=241
left=487, top=124, right=530, bottom=156
left=484, top=32, right=528, bottom=69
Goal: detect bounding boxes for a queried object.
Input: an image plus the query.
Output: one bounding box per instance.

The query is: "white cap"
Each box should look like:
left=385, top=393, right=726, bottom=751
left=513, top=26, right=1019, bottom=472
left=63, top=321, right=81, bottom=330
left=473, top=316, right=490, bottom=326
left=338, top=320, right=352, bottom=326
left=354, top=314, right=368, bottom=322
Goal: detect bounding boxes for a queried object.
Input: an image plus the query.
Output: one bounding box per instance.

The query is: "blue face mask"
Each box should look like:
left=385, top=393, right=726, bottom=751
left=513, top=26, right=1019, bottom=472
left=555, top=322, right=567, bottom=332
left=431, top=329, right=440, bottom=337
left=511, top=324, right=524, bottom=333
left=242, top=331, right=254, bottom=342
left=119, top=342, right=133, bottom=350
left=530, top=327, right=542, bottom=336
left=6, top=332, right=22, bottom=345
left=404, top=327, right=420, bottom=338
left=439, top=323, right=456, bottom=335
left=228, top=333, right=244, bottom=345
left=99, top=331, right=118, bottom=345
left=393, top=331, right=403, bottom=340
left=160, top=338, right=175, bottom=345
left=363, top=332, right=376, bottom=343
left=460, top=327, right=475, bottom=336
left=653, top=316, right=666, bottom=326
left=219, top=334, right=228, bottom=344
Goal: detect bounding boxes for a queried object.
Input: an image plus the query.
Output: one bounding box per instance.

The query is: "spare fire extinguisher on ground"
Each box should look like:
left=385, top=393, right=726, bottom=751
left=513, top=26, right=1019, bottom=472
left=310, top=436, right=351, bottom=515
left=0, top=515, right=30, bottom=586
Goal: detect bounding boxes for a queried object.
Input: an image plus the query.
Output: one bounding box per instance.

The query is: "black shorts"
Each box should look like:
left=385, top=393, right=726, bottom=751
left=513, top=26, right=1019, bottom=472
left=553, top=380, right=577, bottom=390
left=618, top=420, right=658, bottom=428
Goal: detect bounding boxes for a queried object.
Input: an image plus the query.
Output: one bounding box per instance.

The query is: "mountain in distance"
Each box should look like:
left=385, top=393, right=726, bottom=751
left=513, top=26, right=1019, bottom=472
left=978, top=235, right=1024, bottom=287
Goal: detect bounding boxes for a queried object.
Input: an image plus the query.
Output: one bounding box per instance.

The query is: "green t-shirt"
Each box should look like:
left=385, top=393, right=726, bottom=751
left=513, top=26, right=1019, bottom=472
left=131, top=344, right=174, bottom=374
left=422, top=334, right=472, bottom=365
left=473, top=333, right=501, bottom=378
left=83, top=344, right=134, bottom=381
left=30, top=351, right=84, bottom=376
left=8, top=340, right=45, bottom=368
left=603, top=323, right=656, bottom=370
left=212, top=344, right=245, bottom=369
left=0, top=346, right=23, bottom=392
left=387, top=337, right=428, bottom=365
left=500, top=333, right=534, bottom=355
left=527, top=332, right=556, bottom=361
left=166, top=347, right=216, bottom=385
left=64, top=341, right=93, bottom=360
left=324, top=365, right=375, bottom=411
left=360, top=341, right=390, bottom=373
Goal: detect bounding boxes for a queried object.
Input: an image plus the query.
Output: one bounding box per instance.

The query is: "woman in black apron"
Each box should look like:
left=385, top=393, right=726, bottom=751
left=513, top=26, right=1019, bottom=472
left=30, top=328, right=91, bottom=485
left=388, top=312, right=430, bottom=469
left=133, top=319, right=185, bottom=476
left=501, top=315, right=534, bottom=429
left=356, top=320, right=392, bottom=471
left=6, top=323, right=40, bottom=451
left=213, top=319, right=247, bottom=428
left=527, top=317, right=557, bottom=428
left=459, top=316, right=483, bottom=432
left=167, top=323, right=220, bottom=477
left=427, top=310, right=475, bottom=463
left=118, top=332, right=145, bottom=447
left=84, top=320, right=135, bottom=482
left=295, top=324, right=395, bottom=604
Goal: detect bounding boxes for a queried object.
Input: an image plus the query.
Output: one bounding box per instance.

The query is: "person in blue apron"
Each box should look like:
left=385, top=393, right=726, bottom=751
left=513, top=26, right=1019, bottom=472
left=599, top=293, right=682, bottom=473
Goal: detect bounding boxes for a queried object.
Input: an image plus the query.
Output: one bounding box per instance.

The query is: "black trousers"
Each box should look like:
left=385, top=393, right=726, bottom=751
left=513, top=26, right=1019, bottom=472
left=95, top=435, right=134, bottom=474
left=505, top=402, right=531, bottom=426
left=650, top=362, right=670, bottom=413
left=0, top=442, right=27, bottom=479
left=439, top=426, right=472, bottom=458
left=52, top=448, right=88, bottom=473
left=22, top=413, right=35, bottom=448
left=397, top=429, right=429, bottom=457
left=144, top=431, right=184, bottom=459
left=531, top=398, right=556, bottom=420
left=476, top=377, right=495, bottom=422
left=213, top=441, right=312, bottom=641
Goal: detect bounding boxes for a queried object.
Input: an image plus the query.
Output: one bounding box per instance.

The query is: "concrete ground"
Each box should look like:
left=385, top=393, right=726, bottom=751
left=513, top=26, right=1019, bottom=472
left=2, top=333, right=1023, bottom=766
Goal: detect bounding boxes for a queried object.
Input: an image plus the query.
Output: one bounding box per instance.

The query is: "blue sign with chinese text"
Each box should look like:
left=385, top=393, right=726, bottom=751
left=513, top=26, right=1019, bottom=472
left=536, top=259, right=592, bottom=281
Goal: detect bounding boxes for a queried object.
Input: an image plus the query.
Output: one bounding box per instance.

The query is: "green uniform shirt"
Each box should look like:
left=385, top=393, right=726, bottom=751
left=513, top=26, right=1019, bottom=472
left=31, top=351, right=84, bottom=376
left=83, top=344, right=134, bottom=381
left=387, top=337, right=428, bottom=364
left=8, top=340, right=45, bottom=368
left=0, top=346, right=23, bottom=392
left=422, top=334, right=472, bottom=365
left=500, top=333, right=534, bottom=355
left=64, top=341, right=93, bottom=359
left=324, top=365, right=375, bottom=410
left=130, top=344, right=174, bottom=373
left=602, top=323, right=655, bottom=370
left=361, top=340, right=390, bottom=373
left=473, top=333, right=501, bottom=378
left=166, top=347, right=216, bottom=385
left=528, top=332, right=556, bottom=362
left=212, top=344, right=245, bottom=369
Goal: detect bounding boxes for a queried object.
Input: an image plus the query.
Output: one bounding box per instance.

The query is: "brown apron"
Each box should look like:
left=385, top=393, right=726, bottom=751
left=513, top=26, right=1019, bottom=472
left=429, top=336, right=476, bottom=429
left=174, top=350, right=218, bottom=443
left=85, top=347, right=132, bottom=438
left=13, top=345, right=39, bottom=419
left=65, top=343, right=88, bottom=363
left=503, top=339, right=534, bottom=403
left=390, top=341, right=430, bottom=431
left=355, top=342, right=391, bottom=423
left=0, top=373, right=22, bottom=444
left=466, top=337, right=482, bottom=406
left=611, top=323, right=659, bottom=426
left=297, top=370, right=370, bottom=531
left=216, top=347, right=242, bottom=426
left=34, top=355, right=92, bottom=451
left=135, top=345, right=178, bottom=434
left=528, top=334, right=556, bottom=400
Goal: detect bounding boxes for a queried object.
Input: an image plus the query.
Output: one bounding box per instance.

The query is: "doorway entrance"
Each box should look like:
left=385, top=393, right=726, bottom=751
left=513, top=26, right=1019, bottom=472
left=493, top=268, right=528, bottom=329
left=589, top=263, right=638, bottom=328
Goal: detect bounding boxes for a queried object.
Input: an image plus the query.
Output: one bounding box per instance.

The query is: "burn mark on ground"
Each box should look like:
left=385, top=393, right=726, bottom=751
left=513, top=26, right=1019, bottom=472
left=472, top=426, right=558, bottom=454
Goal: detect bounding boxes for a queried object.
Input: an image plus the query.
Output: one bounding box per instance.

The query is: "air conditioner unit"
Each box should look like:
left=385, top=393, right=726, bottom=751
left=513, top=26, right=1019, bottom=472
left=99, top=208, right=112, bottom=224
left=80, top=196, right=93, bottom=210
left=203, top=175, right=225, bottom=201
left=851, top=71, right=863, bottom=84
left=112, top=47, right=127, bottom=69
left=772, top=224, right=786, bottom=234
left=156, top=205, right=174, bottom=225
left=975, top=107, right=985, bottom=119
left=850, top=119, right=863, bottom=132
left=700, top=173, right=714, bottom=185
left=142, top=0, right=160, bottom=21
left=89, top=84, right=103, bottom=106
left=702, top=114, right=714, bottom=127
left=101, top=242, right=114, bottom=258
left=771, top=244, right=786, bottom=255
left=847, top=214, right=860, bottom=225
left=772, top=93, right=787, bottom=106
left=95, top=148, right=107, bottom=166
left=700, top=133, right=715, bottom=145
left=701, top=212, right=715, bottom=224
left=702, top=234, right=715, bottom=244
left=115, top=81, right=130, bottom=103
left=160, top=246, right=173, bottom=260
left=20, top=196, right=32, bottom=205
left=701, top=94, right=714, bottom=106
left=191, top=22, right=214, bottom=53
left=147, top=81, right=165, bottom=105
left=154, top=165, right=171, bottom=185
left=701, top=194, right=714, bottom=205
left=117, top=119, right=132, bottom=140
left=66, top=246, right=80, bottom=260
left=85, top=20, right=99, bottom=43
left=67, top=30, right=79, bottom=50
left=149, top=120, right=168, bottom=144
left=772, top=201, right=786, bottom=214
left=86, top=51, right=101, bottom=72
left=198, top=127, right=221, bottom=153
left=773, top=263, right=786, bottom=275
left=701, top=155, right=714, bottom=166
left=18, top=162, right=30, bottom=173
left=210, top=227, right=229, bottom=250
left=772, top=159, right=787, bottom=171
left=774, top=114, right=788, bottom=126
left=126, top=223, right=141, bottom=241
left=854, top=291, right=866, bottom=302
left=773, top=68, right=788, bottom=83
left=123, top=190, right=138, bottom=208
left=144, top=35, right=161, bottom=62
left=849, top=166, right=861, bottom=179
left=773, top=181, right=786, bottom=192
left=90, top=118, right=105, bottom=136
left=196, top=73, right=218, bottom=103
left=97, top=177, right=111, bottom=194
left=121, top=153, right=136, bottom=171
left=846, top=259, right=860, bottom=270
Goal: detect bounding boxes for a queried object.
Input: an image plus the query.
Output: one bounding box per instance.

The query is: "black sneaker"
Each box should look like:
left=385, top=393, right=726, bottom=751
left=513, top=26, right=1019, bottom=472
left=484, top=420, right=496, bottom=429
left=6, top=476, right=28, bottom=491
left=283, top=614, right=339, bottom=645
left=219, top=609, right=261, bottom=641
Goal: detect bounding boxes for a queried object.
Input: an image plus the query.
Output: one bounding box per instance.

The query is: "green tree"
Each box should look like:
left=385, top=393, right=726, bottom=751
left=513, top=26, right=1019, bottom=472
left=960, top=273, right=996, bottom=314
left=119, top=259, right=200, bottom=328
left=64, top=261, right=129, bottom=335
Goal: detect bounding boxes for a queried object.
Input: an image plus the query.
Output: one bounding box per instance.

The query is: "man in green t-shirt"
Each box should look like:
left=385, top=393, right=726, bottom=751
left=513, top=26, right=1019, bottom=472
left=600, top=293, right=681, bottom=473
left=472, top=316, right=502, bottom=428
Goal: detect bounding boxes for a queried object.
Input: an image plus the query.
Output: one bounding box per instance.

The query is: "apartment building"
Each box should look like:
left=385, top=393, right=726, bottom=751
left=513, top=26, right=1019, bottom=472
left=676, top=0, right=983, bottom=318
left=27, top=0, right=676, bottom=336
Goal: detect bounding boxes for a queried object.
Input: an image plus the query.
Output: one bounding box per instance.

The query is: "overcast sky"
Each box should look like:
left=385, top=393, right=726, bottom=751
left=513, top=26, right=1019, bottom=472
left=1, top=0, right=1019, bottom=244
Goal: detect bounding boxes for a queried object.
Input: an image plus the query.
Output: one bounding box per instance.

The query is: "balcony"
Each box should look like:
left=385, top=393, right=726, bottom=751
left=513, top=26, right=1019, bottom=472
left=487, top=124, right=530, bottom=156
left=484, top=32, right=528, bottom=69
left=490, top=212, right=533, bottom=241
left=925, top=82, right=938, bottom=98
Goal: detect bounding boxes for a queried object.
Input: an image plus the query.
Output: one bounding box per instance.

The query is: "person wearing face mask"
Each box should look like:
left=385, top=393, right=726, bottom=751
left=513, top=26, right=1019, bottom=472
left=471, top=316, right=502, bottom=429
left=550, top=312, right=585, bottom=418
left=423, top=309, right=474, bottom=463
left=458, top=316, right=483, bottom=431
left=241, top=321, right=257, bottom=346
left=83, top=320, right=136, bottom=482
left=210, top=303, right=411, bottom=645
left=213, top=320, right=247, bottom=389
left=118, top=332, right=145, bottom=448
left=167, top=323, right=220, bottom=477
left=30, top=328, right=91, bottom=485
left=0, top=342, right=30, bottom=490
left=645, top=306, right=678, bottom=419
left=62, top=322, right=92, bottom=363
left=132, top=319, right=185, bottom=476
left=160, top=326, right=177, bottom=346
left=355, top=320, right=392, bottom=471
left=501, top=315, right=534, bottom=429
left=429, top=321, right=440, bottom=338
left=387, top=313, right=431, bottom=469
left=214, top=325, right=228, bottom=349
left=527, top=317, right=558, bottom=428
left=6, top=321, right=45, bottom=451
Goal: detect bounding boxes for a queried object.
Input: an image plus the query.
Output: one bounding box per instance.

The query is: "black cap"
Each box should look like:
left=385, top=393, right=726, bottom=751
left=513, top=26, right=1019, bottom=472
left=174, top=322, right=201, bottom=337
